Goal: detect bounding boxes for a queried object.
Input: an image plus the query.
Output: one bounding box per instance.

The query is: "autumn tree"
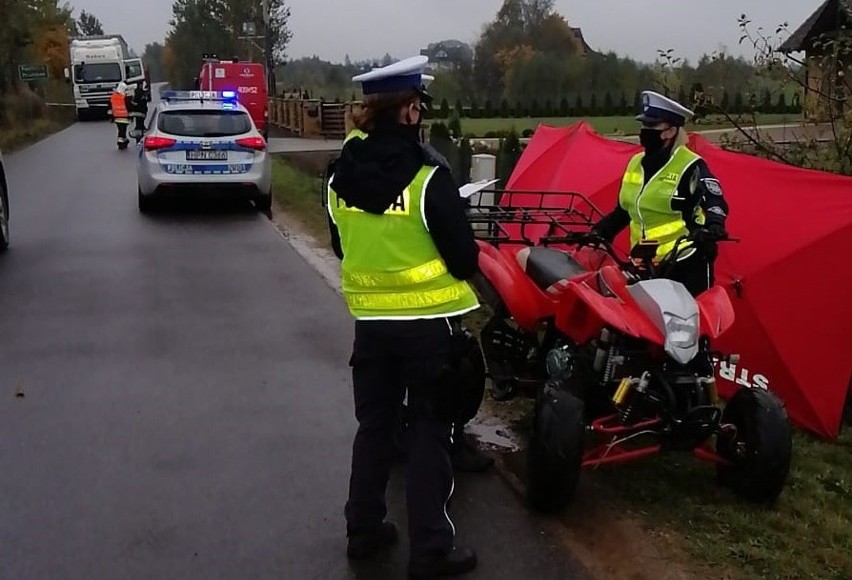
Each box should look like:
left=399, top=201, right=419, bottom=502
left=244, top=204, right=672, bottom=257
left=657, top=14, right=851, bottom=175
left=0, top=0, right=76, bottom=90
left=142, top=42, right=166, bottom=83
left=0, top=0, right=78, bottom=124
left=164, top=0, right=291, bottom=88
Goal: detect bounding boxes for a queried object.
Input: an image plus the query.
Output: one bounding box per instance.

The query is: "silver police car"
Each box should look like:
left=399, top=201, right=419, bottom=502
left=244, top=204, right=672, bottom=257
left=136, top=90, right=272, bottom=214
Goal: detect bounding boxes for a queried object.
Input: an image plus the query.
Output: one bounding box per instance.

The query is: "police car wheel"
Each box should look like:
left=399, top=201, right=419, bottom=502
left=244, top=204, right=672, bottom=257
left=255, top=192, right=272, bottom=216
left=0, top=184, right=9, bottom=253
left=138, top=187, right=158, bottom=214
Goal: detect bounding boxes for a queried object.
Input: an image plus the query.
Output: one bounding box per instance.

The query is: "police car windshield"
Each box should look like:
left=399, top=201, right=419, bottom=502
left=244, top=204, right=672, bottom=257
left=157, top=110, right=252, bottom=137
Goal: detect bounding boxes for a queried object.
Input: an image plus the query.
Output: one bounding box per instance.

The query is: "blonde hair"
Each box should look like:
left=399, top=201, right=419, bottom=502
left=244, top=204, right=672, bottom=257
left=672, top=126, right=689, bottom=149
left=351, top=89, right=419, bottom=132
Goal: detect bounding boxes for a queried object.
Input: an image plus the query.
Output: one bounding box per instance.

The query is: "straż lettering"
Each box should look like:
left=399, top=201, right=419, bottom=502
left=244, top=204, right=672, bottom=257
left=717, top=361, right=769, bottom=390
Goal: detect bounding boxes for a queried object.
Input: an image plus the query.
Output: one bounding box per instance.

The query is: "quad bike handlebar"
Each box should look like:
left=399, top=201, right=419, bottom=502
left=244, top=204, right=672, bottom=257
left=545, top=230, right=737, bottom=282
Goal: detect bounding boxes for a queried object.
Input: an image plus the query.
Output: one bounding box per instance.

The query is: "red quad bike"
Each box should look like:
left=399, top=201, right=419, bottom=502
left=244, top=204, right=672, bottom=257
left=466, top=191, right=793, bottom=513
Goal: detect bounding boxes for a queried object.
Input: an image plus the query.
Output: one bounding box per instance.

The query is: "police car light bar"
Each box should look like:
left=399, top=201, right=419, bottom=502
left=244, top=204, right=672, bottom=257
left=161, top=90, right=238, bottom=102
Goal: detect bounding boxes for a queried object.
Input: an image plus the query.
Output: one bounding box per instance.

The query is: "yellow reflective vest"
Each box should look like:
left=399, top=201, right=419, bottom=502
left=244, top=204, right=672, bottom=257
left=328, top=130, right=480, bottom=320
left=618, top=146, right=705, bottom=258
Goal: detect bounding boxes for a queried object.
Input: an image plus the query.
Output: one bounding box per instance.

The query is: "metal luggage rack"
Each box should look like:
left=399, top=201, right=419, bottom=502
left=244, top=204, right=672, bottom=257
left=466, top=189, right=605, bottom=247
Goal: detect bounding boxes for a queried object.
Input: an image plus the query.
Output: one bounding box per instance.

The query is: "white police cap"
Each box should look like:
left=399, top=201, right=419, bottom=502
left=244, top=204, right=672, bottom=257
left=352, top=55, right=433, bottom=102
left=636, top=90, right=694, bottom=127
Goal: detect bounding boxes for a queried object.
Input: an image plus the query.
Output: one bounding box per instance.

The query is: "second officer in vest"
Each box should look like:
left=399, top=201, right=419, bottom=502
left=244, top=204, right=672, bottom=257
left=593, top=90, right=730, bottom=296
left=327, top=56, right=479, bottom=578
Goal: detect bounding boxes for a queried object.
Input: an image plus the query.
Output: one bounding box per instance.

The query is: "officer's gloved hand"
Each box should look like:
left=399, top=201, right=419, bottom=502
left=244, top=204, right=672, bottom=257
left=693, top=224, right=727, bottom=258
left=695, top=223, right=727, bottom=241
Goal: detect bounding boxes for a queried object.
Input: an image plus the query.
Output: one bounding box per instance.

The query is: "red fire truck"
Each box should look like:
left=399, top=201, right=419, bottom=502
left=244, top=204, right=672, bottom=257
left=197, top=59, right=269, bottom=138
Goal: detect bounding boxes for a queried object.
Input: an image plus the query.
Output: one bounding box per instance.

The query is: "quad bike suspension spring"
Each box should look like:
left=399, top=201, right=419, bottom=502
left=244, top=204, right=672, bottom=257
left=619, top=399, right=638, bottom=425
left=603, top=349, right=617, bottom=384
left=617, top=372, right=650, bottom=425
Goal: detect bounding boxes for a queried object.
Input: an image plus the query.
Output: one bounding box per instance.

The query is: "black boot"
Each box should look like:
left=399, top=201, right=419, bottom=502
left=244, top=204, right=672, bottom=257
left=450, top=436, right=493, bottom=473
left=346, top=521, right=398, bottom=559
left=408, top=547, right=478, bottom=578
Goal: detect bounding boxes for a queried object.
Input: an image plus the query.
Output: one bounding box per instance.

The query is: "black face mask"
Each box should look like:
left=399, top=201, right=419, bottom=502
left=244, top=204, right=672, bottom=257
left=397, top=122, right=420, bottom=142
left=639, top=128, right=664, bottom=153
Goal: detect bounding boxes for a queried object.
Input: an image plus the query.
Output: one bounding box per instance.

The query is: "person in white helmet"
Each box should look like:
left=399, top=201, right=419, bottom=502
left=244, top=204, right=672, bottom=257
left=108, top=82, right=132, bottom=148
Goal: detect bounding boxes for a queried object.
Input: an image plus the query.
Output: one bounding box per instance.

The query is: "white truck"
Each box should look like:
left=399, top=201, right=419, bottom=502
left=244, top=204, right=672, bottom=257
left=64, top=36, right=147, bottom=121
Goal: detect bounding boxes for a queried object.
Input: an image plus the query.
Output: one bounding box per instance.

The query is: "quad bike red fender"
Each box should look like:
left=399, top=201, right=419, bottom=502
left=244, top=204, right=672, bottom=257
left=555, top=265, right=665, bottom=346
left=475, top=241, right=555, bottom=331
left=696, top=285, right=736, bottom=339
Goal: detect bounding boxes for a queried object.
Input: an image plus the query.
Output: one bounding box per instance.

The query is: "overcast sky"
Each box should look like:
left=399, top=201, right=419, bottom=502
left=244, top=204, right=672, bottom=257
left=73, top=0, right=816, bottom=63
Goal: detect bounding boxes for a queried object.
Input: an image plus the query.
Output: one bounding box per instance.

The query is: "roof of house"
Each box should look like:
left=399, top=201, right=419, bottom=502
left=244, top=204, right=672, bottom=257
left=419, top=40, right=473, bottom=62
left=778, top=0, right=852, bottom=52
left=570, top=27, right=595, bottom=55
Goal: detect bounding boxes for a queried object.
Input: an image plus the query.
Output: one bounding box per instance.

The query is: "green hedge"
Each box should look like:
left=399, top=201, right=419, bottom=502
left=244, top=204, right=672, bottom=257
left=424, top=91, right=804, bottom=120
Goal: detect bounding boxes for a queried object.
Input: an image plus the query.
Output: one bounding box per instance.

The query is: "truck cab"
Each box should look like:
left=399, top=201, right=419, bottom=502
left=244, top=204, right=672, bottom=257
left=65, top=36, right=146, bottom=121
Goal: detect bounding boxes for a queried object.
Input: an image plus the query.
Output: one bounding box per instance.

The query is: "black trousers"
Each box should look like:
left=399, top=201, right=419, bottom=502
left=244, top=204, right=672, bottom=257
left=132, top=114, right=146, bottom=135
left=115, top=120, right=128, bottom=142
left=668, top=250, right=715, bottom=297
left=345, top=318, right=456, bottom=558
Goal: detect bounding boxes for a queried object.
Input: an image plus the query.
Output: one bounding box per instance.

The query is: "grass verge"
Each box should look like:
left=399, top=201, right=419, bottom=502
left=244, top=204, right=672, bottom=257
left=594, top=428, right=852, bottom=580
left=0, top=118, right=68, bottom=153
left=460, top=114, right=795, bottom=137
left=269, top=152, right=852, bottom=580
left=270, top=155, right=329, bottom=242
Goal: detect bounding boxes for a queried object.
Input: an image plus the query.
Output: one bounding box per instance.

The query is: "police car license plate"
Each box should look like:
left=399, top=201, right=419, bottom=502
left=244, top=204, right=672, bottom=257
left=186, top=150, right=227, bottom=161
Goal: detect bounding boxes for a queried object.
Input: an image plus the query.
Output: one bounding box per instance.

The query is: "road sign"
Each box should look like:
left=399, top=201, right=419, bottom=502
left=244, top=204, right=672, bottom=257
left=19, top=64, right=49, bottom=82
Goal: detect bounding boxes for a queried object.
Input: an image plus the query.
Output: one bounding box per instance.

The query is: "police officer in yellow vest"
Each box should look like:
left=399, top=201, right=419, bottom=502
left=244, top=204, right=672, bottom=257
left=327, top=56, right=479, bottom=578
left=592, top=91, right=729, bottom=296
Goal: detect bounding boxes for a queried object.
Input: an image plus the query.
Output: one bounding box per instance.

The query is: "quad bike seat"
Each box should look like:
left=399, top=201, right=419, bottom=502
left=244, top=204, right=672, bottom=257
left=516, top=247, right=586, bottom=293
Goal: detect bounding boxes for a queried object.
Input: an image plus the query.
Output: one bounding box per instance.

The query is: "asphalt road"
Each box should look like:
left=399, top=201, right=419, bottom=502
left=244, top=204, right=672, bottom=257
left=0, top=120, right=588, bottom=579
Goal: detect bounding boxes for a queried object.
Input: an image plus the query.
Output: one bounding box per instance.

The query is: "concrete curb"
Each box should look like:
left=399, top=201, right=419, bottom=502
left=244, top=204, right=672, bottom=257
left=265, top=205, right=343, bottom=297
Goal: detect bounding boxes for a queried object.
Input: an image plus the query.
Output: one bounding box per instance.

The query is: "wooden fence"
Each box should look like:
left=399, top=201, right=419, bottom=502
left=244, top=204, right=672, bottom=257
left=266, top=96, right=354, bottom=139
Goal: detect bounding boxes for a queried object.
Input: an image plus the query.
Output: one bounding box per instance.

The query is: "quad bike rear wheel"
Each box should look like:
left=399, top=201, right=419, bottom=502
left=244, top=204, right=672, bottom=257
left=716, top=387, right=792, bottom=504
left=526, top=384, right=585, bottom=513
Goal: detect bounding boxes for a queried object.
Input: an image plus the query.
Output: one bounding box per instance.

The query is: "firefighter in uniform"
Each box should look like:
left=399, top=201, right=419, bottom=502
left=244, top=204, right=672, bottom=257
left=108, top=82, right=131, bottom=147
left=592, top=90, right=730, bottom=296
left=127, top=83, right=149, bottom=144
left=327, top=55, right=479, bottom=578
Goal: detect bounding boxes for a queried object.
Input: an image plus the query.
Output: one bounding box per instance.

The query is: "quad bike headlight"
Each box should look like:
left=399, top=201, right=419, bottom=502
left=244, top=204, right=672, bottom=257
left=663, top=312, right=699, bottom=364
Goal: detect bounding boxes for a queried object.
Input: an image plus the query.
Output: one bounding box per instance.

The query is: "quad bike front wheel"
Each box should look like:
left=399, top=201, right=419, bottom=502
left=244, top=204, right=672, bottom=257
left=526, top=383, right=585, bottom=513
left=716, top=387, right=792, bottom=504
